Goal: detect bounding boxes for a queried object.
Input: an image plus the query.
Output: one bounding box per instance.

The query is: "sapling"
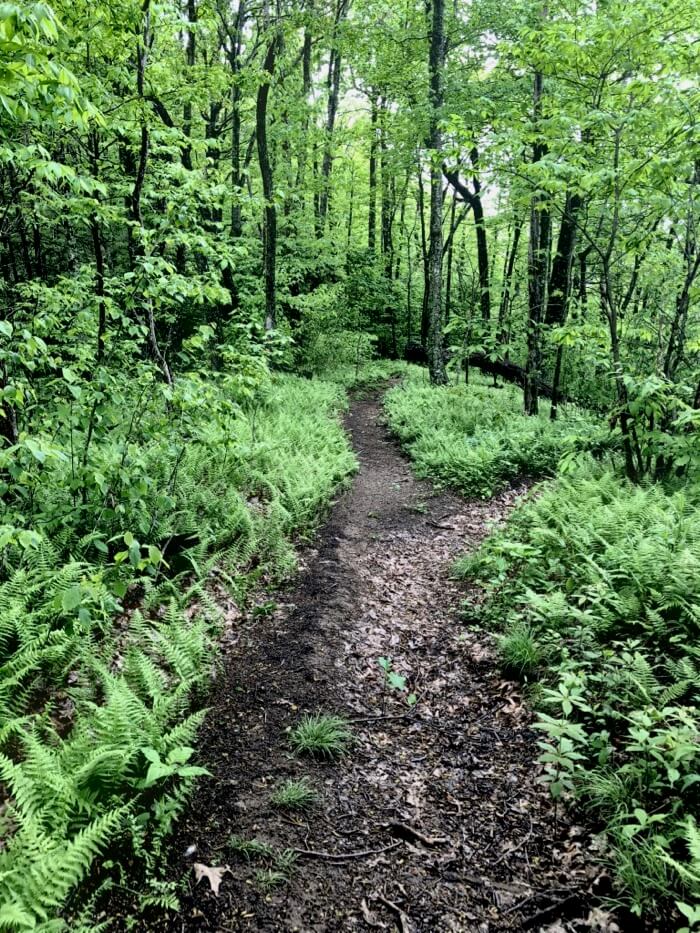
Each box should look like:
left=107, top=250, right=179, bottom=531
left=377, top=657, right=417, bottom=713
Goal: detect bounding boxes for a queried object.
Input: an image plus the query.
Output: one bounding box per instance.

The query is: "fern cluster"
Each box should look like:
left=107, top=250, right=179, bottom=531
left=384, top=372, right=609, bottom=498
left=465, top=464, right=700, bottom=919
left=0, top=374, right=356, bottom=929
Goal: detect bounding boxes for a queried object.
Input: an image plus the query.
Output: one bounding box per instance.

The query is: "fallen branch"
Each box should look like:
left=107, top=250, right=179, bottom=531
left=292, top=841, right=401, bottom=861
left=374, top=895, right=415, bottom=933
left=493, top=819, right=533, bottom=866
left=521, top=893, right=581, bottom=929
left=386, top=821, right=449, bottom=847
left=347, top=711, right=416, bottom=725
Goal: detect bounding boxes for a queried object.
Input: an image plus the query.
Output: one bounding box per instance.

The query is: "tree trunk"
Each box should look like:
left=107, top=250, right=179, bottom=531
left=257, top=36, right=278, bottom=331
left=317, top=0, right=349, bottom=233
left=89, top=131, right=107, bottom=363
left=443, top=152, right=490, bottom=323
left=497, top=217, right=522, bottom=353
left=524, top=68, right=550, bottom=415
left=132, top=1, right=173, bottom=386
left=368, top=96, right=378, bottom=253
left=444, top=196, right=457, bottom=324
left=426, top=0, right=447, bottom=385
left=547, top=191, right=582, bottom=418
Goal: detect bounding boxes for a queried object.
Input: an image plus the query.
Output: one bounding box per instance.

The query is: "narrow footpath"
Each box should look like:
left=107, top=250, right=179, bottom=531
left=145, top=390, right=607, bottom=932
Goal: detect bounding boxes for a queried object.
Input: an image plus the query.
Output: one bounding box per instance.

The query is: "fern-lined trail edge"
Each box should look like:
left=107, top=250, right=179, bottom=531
left=129, top=390, right=615, bottom=932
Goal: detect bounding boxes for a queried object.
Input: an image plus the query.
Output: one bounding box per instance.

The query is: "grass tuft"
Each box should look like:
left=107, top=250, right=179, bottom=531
left=288, top=714, right=352, bottom=759
left=498, top=622, right=542, bottom=678
left=270, top=777, right=318, bottom=810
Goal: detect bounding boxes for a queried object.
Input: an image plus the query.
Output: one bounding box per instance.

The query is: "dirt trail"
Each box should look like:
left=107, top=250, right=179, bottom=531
left=144, top=391, right=604, bottom=932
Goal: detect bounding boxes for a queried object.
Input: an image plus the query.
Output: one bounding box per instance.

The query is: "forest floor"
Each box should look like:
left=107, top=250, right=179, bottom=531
left=134, top=389, right=617, bottom=933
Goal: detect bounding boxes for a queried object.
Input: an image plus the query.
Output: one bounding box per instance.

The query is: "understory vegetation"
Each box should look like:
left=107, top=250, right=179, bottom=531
left=0, top=373, right=355, bottom=928
left=462, top=467, right=700, bottom=922
left=4, top=0, right=700, bottom=927
left=385, top=372, right=607, bottom=497
left=392, top=375, right=700, bottom=923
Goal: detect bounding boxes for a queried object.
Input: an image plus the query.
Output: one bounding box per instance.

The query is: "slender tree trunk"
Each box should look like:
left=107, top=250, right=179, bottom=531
left=368, top=96, right=378, bottom=253
left=426, top=0, right=447, bottom=384
left=346, top=165, right=354, bottom=259
left=318, top=0, right=349, bottom=233
left=295, top=11, right=313, bottom=211
left=406, top=231, right=414, bottom=345
left=547, top=191, right=582, bottom=418
left=444, top=196, right=457, bottom=324
left=257, top=36, right=278, bottom=331
left=132, top=1, right=173, bottom=386
left=443, top=152, right=490, bottom=323
left=416, top=164, right=430, bottom=349
left=498, top=217, right=522, bottom=353
left=524, top=68, right=549, bottom=415
left=89, top=130, right=108, bottom=363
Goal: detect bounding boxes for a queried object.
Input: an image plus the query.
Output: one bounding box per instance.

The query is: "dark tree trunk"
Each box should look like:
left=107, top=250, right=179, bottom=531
left=318, top=0, right=349, bottom=233
left=416, top=164, right=430, bottom=348
left=524, top=69, right=550, bottom=415
left=89, top=131, right=108, bottom=363
left=444, top=197, right=457, bottom=324
left=295, top=11, right=313, bottom=210
left=547, top=191, right=582, bottom=418
left=545, top=192, right=582, bottom=326
left=426, top=0, right=447, bottom=384
left=368, top=97, right=378, bottom=252
left=132, top=1, right=173, bottom=386
left=498, top=217, right=522, bottom=353
left=257, top=37, right=278, bottom=331
left=443, top=150, right=490, bottom=323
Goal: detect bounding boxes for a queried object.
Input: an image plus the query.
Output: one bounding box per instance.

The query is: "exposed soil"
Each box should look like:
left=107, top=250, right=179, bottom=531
left=137, top=390, right=614, bottom=933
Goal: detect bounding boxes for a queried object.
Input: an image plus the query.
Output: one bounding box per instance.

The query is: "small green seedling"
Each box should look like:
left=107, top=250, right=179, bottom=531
left=228, top=836, right=274, bottom=862
left=271, top=777, right=318, bottom=810
left=288, top=713, right=352, bottom=759
left=377, top=657, right=417, bottom=712
left=136, top=746, right=209, bottom=789
left=252, top=600, right=277, bottom=619
left=254, top=869, right=288, bottom=890
left=229, top=838, right=297, bottom=890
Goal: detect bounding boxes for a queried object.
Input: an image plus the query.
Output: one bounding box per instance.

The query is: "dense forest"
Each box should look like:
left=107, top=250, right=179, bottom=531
left=2, top=0, right=700, bottom=929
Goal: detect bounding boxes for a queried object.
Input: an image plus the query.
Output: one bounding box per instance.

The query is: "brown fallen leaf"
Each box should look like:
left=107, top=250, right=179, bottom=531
left=360, top=898, right=387, bottom=929
left=193, top=862, right=230, bottom=895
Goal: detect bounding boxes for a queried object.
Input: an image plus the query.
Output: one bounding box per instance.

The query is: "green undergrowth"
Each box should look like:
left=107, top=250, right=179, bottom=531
left=384, top=374, right=610, bottom=497
left=0, top=373, right=355, bottom=930
left=460, top=465, right=700, bottom=923
left=322, top=358, right=409, bottom=393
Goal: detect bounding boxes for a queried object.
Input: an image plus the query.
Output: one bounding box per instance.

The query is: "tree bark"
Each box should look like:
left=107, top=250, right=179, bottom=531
left=257, top=36, right=278, bottom=331
left=524, top=68, right=550, bottom=415
left=443, top=151, right=490, bottom=323
left=426, top=0, right=447, bottom=384
left=368, top=96, right=378, bottom=252
left=132, top=0, right=173, bottom=386
left=318, top=0, right=349, bottom=233
left=89, top=130, right=108, bottom=363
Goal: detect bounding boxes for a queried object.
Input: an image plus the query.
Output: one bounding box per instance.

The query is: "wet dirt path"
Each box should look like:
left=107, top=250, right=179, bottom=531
left=143, top=390, right=602, bottom=932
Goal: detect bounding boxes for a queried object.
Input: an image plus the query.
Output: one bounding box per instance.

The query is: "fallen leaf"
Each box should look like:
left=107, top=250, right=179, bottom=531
left=194, top=863, right=230, bottom=895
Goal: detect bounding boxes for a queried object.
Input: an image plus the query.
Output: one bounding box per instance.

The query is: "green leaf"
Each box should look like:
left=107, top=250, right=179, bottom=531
left=61, top=586, right=82, bottom=612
